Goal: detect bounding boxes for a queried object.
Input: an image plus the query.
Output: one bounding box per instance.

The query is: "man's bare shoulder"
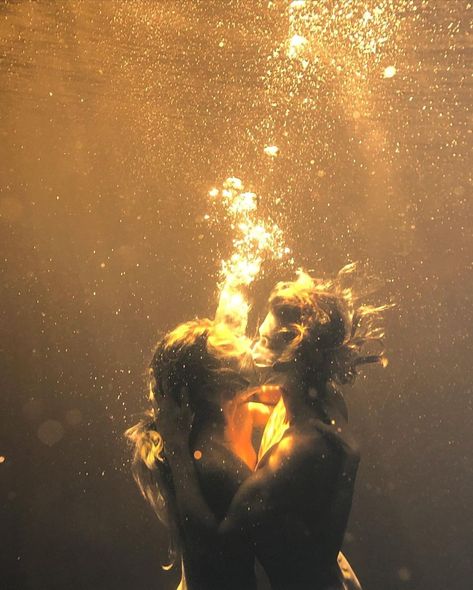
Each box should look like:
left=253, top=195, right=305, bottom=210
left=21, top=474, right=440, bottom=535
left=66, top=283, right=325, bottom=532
left=266, top=425, right=338, bottom=472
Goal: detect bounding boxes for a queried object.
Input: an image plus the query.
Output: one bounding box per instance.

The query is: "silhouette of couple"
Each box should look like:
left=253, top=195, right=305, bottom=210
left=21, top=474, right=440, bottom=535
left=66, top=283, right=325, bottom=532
left=127, top=266, right=387, bottom=589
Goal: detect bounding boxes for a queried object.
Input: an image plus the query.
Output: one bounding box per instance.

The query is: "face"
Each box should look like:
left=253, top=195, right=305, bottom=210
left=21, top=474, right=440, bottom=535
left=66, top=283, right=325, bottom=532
left=251, top=311, right=289, bottom=368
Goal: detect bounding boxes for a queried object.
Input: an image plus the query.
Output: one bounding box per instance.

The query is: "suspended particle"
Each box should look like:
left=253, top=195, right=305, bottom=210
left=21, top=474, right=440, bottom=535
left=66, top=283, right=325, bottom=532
left=264, top=145, right=280, bottom=157
left=383, top=65, right=397, bottom=79
left=208, top=188, right=219, bottom=198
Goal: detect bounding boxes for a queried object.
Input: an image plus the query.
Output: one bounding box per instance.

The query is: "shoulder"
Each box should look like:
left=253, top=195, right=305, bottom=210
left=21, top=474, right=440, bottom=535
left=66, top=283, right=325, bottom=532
left=264, top=426, right=339, bottom=476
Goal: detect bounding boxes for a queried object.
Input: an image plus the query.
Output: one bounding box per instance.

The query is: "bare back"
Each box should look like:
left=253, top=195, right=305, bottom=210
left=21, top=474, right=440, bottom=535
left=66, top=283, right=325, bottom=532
left=223, top=424, right=355, bottom=590
left=174, top=428, right=257, bottom=590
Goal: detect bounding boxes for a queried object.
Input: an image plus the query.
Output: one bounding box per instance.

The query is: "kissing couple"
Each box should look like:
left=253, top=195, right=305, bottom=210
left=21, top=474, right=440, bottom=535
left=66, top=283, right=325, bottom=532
left=126, top=265, right=387, bottom=590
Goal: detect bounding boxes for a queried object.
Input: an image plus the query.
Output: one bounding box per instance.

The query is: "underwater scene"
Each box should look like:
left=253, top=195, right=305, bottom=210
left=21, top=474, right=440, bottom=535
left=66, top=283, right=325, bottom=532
left=1, top=1, right=472, bottom=589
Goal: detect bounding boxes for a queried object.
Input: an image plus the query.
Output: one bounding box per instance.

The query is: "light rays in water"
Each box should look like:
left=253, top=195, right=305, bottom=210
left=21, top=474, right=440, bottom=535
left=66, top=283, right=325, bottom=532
left=206, top=2, right=409, bottom=332
left=260, top=0, right=410, bottom=154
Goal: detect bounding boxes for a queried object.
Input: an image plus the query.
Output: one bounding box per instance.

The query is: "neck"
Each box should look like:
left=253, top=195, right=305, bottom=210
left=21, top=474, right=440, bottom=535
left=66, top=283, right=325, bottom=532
left=281, top=369, right=326, bottom=426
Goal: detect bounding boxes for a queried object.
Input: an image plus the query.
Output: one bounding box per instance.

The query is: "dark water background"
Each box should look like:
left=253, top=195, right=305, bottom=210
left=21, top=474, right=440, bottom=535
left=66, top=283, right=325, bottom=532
left=1, top=1, right=472, bottom=589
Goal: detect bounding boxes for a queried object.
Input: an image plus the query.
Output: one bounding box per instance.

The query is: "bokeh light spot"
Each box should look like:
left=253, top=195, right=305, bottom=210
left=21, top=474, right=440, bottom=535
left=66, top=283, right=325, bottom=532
left=398, top=567, right=412, bottom=582
left=65, top=409, right=83, bottom=426
left=383, top=65, right=397, bottom=78
left=264, top=145, right=280, bottom=157
left=37, top=420, right=65, bottom=447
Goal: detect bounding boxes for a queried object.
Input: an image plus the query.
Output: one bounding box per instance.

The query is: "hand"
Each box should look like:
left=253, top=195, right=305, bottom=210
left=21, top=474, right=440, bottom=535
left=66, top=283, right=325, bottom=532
left=155, top=387, right=194, bottom=447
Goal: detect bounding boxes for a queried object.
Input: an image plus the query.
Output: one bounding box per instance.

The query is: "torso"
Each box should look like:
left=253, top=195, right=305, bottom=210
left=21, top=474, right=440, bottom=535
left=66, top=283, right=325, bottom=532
left=253, top=424, right=353, bottom=590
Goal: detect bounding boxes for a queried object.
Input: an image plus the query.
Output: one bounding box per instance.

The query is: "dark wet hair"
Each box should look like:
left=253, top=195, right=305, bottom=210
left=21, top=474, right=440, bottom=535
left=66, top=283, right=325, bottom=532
left=268, top=265, right=389, bottom=391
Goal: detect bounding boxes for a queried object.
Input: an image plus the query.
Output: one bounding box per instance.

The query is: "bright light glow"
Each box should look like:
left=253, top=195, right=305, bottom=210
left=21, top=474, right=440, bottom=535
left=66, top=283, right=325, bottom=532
left=383, top=65, right=396, bottom=78
left=289, top=1, right=306, bottom=10
left=264, top=145, right=280, bottom=157
left=209, top=177, right=290, bottom=335
left=287, top=34, right=308, bottom=59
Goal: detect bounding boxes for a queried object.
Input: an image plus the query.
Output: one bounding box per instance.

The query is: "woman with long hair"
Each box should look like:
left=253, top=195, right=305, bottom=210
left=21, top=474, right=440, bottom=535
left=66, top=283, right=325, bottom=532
left=158, top=265, right=388, bottom=589
left=126, top=318, right=269, bottom=589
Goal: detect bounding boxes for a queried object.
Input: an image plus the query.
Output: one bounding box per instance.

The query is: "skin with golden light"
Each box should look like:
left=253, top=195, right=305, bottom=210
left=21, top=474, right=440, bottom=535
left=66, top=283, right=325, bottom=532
left=251, top=311, right=283, bottom=368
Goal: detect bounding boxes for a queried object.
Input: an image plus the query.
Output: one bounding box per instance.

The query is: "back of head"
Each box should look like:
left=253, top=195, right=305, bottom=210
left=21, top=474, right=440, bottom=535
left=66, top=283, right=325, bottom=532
left=150, top=318, right=250, bottom=412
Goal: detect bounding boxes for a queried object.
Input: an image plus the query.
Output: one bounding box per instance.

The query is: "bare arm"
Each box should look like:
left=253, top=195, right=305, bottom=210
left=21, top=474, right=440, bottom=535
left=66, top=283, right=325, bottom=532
left=156, top=394, right=220, bottom=541
left=158, top=391, right=344, bottom=551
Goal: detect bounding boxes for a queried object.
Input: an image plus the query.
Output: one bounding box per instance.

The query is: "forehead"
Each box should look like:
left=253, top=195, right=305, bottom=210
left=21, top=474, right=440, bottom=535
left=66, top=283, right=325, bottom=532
left=259, top=311, right=279, bottom=335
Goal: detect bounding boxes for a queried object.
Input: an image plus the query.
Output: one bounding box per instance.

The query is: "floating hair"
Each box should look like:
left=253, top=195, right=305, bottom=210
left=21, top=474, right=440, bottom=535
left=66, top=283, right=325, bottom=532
left=269, top=264, right=391, bottom=388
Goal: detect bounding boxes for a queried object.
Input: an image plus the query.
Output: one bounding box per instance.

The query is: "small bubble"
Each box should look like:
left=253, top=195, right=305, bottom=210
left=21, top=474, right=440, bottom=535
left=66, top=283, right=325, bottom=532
left=383, top=65, right=397, bottom=79
left=264, top=145, right=279, bottom=157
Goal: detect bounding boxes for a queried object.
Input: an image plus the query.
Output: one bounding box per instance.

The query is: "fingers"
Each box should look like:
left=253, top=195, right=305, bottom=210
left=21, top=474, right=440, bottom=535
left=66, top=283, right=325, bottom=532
left=178, top=386, right=190, bottom=408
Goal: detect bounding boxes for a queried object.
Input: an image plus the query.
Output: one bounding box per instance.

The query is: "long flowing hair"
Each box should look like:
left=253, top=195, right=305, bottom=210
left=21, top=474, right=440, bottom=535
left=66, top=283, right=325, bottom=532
left=125, top=318, right=250, bottom=569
